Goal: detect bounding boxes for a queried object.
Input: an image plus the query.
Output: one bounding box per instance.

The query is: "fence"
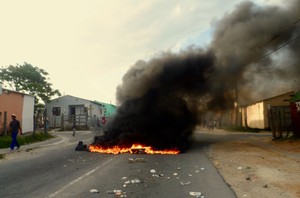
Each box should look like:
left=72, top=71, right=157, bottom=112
left=268, top=106, right=291, bottom=138
left=62, top=114, right=89, bottom=130
left=48, top=114, right=90, bottom=130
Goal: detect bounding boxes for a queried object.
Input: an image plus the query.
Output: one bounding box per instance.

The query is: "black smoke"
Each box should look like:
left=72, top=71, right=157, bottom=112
left=92, top=0, right=300, bottom=151
left=94, top=50, right=220, bottom=151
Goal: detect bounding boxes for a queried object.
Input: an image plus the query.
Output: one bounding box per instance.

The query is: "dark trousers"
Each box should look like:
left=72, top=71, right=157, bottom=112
left=10, top=132, right=20, bottom=150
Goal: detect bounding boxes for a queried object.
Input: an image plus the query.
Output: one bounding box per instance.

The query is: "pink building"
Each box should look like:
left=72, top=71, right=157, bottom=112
left=0, top=87, right=35, bottom=134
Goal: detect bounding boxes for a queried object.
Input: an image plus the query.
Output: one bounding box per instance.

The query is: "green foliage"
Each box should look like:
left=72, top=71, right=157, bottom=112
left=0, top=132, right=54, bottom=148
left=0, top=135, right=11, bottom=148
left=0, top=62, right=61, bottom=105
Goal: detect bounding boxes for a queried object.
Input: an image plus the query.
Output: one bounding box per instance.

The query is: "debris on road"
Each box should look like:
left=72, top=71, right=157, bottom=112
left=189, top=191, right=202, bottom=197
left=128, top=157, right=146, bottom=163
left=90, top=189, right=99, bottom=193
left=152, top=173, right=164, bottom=177
left=106, top=189, right=122, bottom=194
left=180, top=181, right=191, bottom=186
left=131, top=178, right=142, bottom=184
left=124, top=180, right=131, bottom=184
left=106, top=189, right=127, bottom=197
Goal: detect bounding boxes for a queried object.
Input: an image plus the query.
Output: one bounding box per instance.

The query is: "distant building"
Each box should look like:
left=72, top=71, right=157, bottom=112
left=0, top=87, right=35, bottom=134
left=45, top=95, right=104, bottom=129
left=93, top=101, right=117, bottom=118
left=289, top=90, right=300, bottom=138
left=241, top=91, right=293, bottom=130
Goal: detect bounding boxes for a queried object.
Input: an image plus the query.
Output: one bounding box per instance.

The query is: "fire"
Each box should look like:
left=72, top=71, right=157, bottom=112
left=89, top=144, right=180, bottom=155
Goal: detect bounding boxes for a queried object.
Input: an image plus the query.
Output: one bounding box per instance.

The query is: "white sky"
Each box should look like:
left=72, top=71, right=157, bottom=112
left=0, top=0, right=282, bottom=105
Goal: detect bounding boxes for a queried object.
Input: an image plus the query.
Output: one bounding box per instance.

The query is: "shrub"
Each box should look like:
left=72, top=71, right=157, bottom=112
left=0, top=132, right=54, bottom=148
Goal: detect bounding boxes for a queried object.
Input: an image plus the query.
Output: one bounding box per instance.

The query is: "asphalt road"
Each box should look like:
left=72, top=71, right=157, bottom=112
left=0, top=130, right=236, bottom=198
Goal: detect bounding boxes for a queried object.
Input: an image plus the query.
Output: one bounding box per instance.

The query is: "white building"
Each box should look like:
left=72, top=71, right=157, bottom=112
left=45, top=95, right=104, bottom=129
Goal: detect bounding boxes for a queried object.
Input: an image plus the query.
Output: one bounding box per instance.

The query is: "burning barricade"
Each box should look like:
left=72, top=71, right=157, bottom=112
left=88, top=143, right=180, bottom=155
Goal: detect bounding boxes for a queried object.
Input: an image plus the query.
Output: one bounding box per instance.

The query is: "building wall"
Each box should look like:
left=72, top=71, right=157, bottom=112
left=46, top=95, right=103, bottom=128
left=0, top=91, right=23, bottom=119
left=22, top=95, right=34, bottom=132
left=243, top=92, right=292, bottom=129
left=246, top=102, right=265, bottom=129
left=0, top=90, right=34, bottom=133
left=94, top=101, right=117, bottom=117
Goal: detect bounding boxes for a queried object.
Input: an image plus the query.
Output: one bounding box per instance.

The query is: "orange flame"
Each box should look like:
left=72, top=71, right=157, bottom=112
left=89, top=144, right=180, bottom=155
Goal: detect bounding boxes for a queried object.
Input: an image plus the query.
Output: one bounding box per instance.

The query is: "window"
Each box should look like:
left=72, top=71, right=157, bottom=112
left=52, top=107, right=61, bottom=116
left=78, top=106, right=87, bottom=114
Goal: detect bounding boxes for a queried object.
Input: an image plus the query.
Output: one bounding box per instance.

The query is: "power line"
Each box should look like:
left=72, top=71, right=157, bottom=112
left=246, top=62, right=298, bottom=74
left=260, top=17, right=300, bottom=49
left=261, top=34, right=300, bottom=59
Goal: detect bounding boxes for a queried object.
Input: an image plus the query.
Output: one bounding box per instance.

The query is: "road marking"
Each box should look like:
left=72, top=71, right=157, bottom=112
left=46, top=158, right=113, bottom=198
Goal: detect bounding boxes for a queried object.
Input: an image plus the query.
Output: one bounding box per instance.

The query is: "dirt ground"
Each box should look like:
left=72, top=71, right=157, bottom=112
left=205, top=129, right=300, bottom=198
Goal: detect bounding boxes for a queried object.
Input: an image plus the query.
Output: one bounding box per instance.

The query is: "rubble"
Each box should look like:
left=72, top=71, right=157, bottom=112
left=189, top=191, right=202, bottom=197
left=90, top=189, right=99, bottom=193
left=131, top=178, right=142, bottom=184
left=180, top=181, right=191, bottom=186
left=124, top=180, right=131, bottom=184
left=106, top=189, right=127, bottom=197
left=128, top=158, right=146, bottom=163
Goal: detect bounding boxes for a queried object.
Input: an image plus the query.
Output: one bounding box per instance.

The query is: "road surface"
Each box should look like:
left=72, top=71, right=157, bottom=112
left=0, top=130, right=236, bottom=198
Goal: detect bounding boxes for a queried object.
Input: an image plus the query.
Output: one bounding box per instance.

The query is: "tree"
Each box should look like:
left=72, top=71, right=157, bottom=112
left=0, top=62, right=61, bottom=107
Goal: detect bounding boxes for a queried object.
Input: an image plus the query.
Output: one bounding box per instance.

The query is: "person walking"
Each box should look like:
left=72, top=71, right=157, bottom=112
left=72, top=122, right=76, bottom=136
left=9, top=114, right=22, bottom=151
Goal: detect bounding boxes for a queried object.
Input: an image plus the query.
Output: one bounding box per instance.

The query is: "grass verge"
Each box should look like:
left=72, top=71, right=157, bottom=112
left=0, top=132, right=54, bottom=149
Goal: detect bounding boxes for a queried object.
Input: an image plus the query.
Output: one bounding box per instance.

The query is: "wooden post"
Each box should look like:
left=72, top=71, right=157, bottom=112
left=61, top=113, right=64, bottom=130
left=4, top=111, right=7, bottom=135
left=43, top=110, right=47, bottom=134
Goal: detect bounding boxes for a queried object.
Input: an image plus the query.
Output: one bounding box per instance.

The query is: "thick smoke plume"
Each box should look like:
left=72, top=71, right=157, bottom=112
left=93, top=0, right=300, bottom=151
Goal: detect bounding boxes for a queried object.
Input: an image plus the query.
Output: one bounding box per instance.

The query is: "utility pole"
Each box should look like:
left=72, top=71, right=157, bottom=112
left=235, top=79, right=239, bottom=127
left=43, top=110, right=47, bottom=134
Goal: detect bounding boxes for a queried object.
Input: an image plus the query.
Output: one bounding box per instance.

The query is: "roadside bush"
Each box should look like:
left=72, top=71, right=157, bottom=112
left=0, top=132, right=54, bottom=148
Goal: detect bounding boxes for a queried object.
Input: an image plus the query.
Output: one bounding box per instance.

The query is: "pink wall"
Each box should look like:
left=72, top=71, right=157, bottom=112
left=0, top=90, right=24, bottom=122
